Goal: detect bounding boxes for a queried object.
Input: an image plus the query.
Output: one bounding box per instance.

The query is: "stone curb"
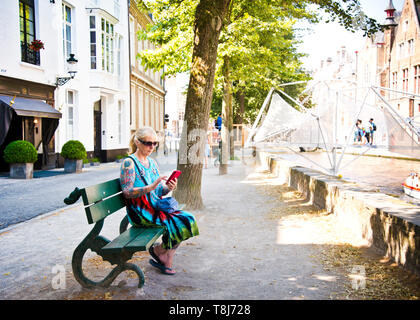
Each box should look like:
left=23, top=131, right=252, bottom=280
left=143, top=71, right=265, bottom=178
left=257, top=150, right=420, bottom=277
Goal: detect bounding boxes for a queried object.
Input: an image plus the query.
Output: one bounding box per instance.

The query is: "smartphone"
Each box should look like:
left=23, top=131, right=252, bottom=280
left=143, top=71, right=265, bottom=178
left=167, top=170, right=181, bottom=184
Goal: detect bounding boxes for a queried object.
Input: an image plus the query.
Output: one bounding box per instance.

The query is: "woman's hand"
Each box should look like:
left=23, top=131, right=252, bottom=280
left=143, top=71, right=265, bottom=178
left=166, top=177, right=177, bottom=191
left=150, top=176, right=167, bottom=192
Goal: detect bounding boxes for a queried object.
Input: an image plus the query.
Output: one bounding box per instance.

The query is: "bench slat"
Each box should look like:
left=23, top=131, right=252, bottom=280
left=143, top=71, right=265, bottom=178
left=81, top=178, right=121, bottom=206
left=102, top=226, right=165, bottom=252
left=125, top=227, right=165, bottom=251
left=85, top=194, right=125, bottom=224
left=102, top=227, right=148, bottom=250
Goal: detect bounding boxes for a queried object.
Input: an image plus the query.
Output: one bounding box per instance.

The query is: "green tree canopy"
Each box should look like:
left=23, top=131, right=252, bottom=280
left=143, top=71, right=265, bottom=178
left=136, top=0, right=382, bottom=208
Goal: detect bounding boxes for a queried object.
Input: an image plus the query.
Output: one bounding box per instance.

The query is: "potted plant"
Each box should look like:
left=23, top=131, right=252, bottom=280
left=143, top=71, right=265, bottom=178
left=61, top=140, right=87, bottom=173
left=90, top=157, right=100, bottom=166
left=29, top=39, right=44, bottom=52
left=82, top=158, right=89, bottom=168
left=3, top=140, right=38, bottom=179
left=115, top=154, right=128, bottom=163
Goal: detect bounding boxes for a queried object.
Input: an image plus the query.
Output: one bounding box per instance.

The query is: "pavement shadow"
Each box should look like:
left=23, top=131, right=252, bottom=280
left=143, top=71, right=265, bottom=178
left=33, top=170, right=69, bottom=178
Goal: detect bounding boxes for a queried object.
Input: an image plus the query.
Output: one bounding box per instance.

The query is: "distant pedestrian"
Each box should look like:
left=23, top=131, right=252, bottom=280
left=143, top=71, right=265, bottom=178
left=369, top=118, right=376, bottom=145
left=354, top=119, right=362, bottom=144
left=216, top=113, right=222, bottom=131
left=365, top=127, right=370, bottom=145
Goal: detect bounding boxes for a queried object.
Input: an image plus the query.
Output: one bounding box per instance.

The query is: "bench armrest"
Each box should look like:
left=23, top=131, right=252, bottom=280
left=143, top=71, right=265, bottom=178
left=64, top=187, right=82, bottom=205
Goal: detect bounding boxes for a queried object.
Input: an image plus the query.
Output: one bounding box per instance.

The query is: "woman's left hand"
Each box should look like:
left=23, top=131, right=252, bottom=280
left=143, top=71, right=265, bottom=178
left=166, top=177, right=177, bottom=191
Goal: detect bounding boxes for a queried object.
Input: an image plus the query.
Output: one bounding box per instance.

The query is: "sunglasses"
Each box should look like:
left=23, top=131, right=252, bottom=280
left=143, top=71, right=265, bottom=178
left=139, top=139, right=158, bottom=147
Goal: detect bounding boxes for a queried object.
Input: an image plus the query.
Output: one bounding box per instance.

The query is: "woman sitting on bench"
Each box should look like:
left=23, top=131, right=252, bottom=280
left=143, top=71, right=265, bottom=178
left=120, top=126, right=199, bottom=275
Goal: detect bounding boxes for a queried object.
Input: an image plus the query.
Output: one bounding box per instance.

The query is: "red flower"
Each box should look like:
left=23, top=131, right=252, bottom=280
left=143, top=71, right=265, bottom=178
left=29, top=39, right=44, bottom=51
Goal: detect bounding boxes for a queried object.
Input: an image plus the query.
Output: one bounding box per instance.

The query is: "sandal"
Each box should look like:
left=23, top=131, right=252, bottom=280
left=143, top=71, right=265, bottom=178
left=149, top=259, right=176, bottom=275
left=148, top=244, right=163, bottom=265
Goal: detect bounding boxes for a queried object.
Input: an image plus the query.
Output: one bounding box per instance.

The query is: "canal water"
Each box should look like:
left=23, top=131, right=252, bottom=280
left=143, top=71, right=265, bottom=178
left=259, top=146, right=420, bottom=207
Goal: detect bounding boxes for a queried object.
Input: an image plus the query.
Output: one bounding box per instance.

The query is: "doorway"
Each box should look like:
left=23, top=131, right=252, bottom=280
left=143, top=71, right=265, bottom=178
left=93, top=100, right=102, bottom=160
left=409, top=98, right=414, bottom=118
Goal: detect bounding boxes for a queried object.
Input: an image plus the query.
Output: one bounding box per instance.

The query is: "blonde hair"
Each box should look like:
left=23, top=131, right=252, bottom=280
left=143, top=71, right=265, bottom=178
left=129, top=126, right=158, bottom=153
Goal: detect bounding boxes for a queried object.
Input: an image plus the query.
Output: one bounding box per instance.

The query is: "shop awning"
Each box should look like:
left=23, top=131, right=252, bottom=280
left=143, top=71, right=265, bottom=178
left=0, top=95, right=61, bottom=119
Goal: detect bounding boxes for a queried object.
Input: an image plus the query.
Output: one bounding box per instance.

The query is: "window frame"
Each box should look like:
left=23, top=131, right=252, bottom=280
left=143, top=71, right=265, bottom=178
left=403, top=68, right=409, bottom=92
left=89, top=15, right=97, bottom=69
left=414, top=65, right=420, bottom=94
left=101, top=17, right=115, bottom=73
left=66, top=90, right=75, bottom=140
left=19, top=0, right=39, bottom=65
left=62, top=3, right=74, bottom=62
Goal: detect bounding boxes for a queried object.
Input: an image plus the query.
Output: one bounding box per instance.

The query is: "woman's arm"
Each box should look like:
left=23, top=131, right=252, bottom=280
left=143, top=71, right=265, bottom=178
left=120, top=158, right=151, bottom=198
left=120, top=158, right=166, bottom=198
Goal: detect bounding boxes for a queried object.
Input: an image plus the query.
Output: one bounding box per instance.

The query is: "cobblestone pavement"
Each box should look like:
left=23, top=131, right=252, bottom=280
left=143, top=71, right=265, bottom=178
left=0, top=152, right=177, bottom=230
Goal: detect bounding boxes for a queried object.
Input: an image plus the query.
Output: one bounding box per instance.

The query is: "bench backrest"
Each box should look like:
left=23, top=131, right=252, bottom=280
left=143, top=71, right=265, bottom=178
left=80, top=178, right=126, bottom=224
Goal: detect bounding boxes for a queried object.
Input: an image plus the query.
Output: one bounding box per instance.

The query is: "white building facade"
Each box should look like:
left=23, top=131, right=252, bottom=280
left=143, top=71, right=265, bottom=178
left=56, top=0, right=130, bottom=163
left=0, top=0, right=130, bottom=171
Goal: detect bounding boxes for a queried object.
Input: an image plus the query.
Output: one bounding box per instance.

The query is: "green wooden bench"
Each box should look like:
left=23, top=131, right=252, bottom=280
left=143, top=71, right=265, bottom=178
left=63, top=178, right=165, bottom=289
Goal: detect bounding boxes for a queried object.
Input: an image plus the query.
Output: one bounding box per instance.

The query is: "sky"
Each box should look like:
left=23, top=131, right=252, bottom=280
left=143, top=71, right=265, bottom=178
left=297, top=0, right=405, bottom=71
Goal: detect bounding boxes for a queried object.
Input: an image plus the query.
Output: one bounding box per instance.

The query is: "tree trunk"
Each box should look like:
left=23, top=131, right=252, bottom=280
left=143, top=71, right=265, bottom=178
left=238, top=89, right=245, bottom=124
left=219, top=56, right=232, bottom=175
left=174, top=0, right=231, bottom=209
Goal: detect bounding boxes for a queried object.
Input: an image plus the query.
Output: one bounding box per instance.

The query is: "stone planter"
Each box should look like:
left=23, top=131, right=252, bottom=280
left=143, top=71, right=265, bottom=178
left=64, top=159, right=83, bottom=173
left=9, top=163, right=34, bottom=179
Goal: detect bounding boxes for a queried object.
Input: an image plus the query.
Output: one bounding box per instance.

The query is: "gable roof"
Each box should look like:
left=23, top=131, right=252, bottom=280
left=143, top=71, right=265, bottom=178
left=413, top=0, right=420, bottom=32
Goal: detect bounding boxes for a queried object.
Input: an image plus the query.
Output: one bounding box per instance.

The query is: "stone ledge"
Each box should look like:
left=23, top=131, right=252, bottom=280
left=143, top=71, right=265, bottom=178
left=257, top=150, right=420, bottom=276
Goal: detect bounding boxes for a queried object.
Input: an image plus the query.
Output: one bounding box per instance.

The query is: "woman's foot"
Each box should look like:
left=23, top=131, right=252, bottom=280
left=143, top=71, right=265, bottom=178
left=152, top=244, right=176, bottom=274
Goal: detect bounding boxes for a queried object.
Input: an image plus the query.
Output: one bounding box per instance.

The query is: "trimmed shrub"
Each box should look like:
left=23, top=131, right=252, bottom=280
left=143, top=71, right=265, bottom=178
left=61, top=140, right=87, bottom=160
left=3, top=140, right=38, bottom=164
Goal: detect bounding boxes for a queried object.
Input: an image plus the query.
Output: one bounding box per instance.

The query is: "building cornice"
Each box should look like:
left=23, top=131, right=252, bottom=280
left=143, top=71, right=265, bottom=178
left=85, top=7, right=119, bottom=24
left=130, top=0, right=153, bottom=28
left=131, top=70, right=165, bottom=95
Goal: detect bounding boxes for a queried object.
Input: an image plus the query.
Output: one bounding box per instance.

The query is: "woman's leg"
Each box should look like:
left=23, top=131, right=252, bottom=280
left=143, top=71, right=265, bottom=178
left=153, top=243, right=180, bottom=273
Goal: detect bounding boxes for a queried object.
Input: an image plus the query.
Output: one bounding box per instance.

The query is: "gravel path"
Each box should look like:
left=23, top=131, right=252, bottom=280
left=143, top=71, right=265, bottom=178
left=1, top=153, right=418, bottom=300
left=0, top=155, right=353, bottom=300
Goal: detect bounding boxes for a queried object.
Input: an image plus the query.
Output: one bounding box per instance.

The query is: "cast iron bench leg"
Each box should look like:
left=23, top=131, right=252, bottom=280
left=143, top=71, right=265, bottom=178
left=71, top=220, right=145, bottom=288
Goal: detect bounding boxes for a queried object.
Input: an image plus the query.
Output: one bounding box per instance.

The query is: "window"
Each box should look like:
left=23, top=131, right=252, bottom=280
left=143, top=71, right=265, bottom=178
left=409, top=39, right=415, bottom=56
left=114, top=0, right=120, bottom=19
left=117, top=36, right=122, bottom=77
left=90, top=16, right=97, bottom=69
left=392, top=72, right=398, bottom=97
left=101, top=18, right=114, bottom=73
left=403, top=68, right=409, bottom=92
left=62, top=3, right=73, bottom=61
left=19, top=0, right=39, bottom=65
left=67, top=91, right=75, bottom=140
left=403, top=20, right=409, bottom=32
left=414, top=66, right=420, bottom=94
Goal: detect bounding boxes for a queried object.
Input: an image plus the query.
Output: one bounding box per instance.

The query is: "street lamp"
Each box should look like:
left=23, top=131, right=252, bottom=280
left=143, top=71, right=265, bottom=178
left=56, top=54, right=78, bottom=86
